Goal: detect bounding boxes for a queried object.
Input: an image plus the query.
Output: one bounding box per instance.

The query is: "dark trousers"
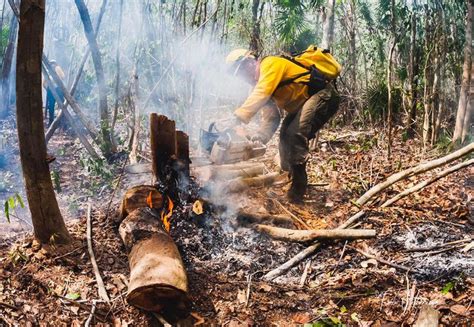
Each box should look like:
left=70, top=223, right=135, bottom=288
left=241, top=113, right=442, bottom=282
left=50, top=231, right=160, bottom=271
left=279, top=83, right=340, bottom=170
left=45, top=87, right=64, bottom=126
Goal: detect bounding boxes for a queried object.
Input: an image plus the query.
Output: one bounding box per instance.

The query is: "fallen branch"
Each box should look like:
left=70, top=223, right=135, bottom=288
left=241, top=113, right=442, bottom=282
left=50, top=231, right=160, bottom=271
left=381, top=158, right=474, bottom=208
left=263, top=211, right=365, bottom=281
left=86, top=204, right=110, bottom=302
left=84, top=299, right=99, bottom=327
left=349, top=246, right=412, bottom=272
left=356, top=142, right=474, bottom=206
left=263, top=146, right=473, bottom=280
left=255, top=225, right=376, bottom=242
left=272, top=197, right=311, bottom=229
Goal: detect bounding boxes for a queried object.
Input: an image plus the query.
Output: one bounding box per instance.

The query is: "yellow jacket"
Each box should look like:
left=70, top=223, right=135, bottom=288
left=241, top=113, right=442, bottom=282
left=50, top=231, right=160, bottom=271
left=234, top=56, right=310, bottom=124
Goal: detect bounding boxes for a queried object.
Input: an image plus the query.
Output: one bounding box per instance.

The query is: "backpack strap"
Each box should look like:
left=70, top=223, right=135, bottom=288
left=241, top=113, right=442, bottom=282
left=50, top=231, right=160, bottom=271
left=274, top=55, right=311, bottom=91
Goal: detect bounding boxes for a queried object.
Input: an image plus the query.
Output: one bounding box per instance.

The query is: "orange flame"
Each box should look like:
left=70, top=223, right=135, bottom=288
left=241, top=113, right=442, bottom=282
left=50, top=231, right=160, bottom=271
left=161, top=196, right=174, bottom=233
left=146, top=191, right=153, bottom=208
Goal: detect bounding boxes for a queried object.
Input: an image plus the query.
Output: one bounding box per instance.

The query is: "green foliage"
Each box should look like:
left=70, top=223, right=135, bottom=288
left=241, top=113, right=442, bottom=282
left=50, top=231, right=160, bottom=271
left=274, top=0, right=307, bottom=48
left=3, top=193, right=25, bottom=223
left=51, top=170, right=62, bottom=193
left=362, top=81, right=402, bottom=124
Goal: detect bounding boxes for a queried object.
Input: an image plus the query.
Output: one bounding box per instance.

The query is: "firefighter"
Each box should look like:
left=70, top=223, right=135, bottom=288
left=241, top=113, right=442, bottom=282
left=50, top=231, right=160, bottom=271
left=43, top=60, right=65, bottom=126
left=222, top=48, right=341, bottom=203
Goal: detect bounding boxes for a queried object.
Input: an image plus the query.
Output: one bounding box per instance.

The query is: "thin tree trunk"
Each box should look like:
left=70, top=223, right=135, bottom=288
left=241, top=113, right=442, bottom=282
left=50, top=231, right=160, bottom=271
left=0, top=14, right=17, bottom=118
left=16, top=0, right=70, bottom=244
left=74, top=0, right=113, bottom=157
left=386, top=0, right=396, bottom=159
left=249, top=0, right=260, bottom=53
left=407, top=0, right=418, bottom=138
left=111, top=0, right=123, bottom=150
left=453, top=0, right=473, bottom=144
left=461, top=64, right=474, bottom=141
left=321, top=0, right=335, bottom=50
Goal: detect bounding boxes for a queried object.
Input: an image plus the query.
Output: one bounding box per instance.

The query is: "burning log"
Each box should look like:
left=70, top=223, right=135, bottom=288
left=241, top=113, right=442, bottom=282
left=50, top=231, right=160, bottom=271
left=255, top=225, right=376, bottom=242
left=119, top=185, right=163, bottom=220
left=119, top=207, right=188, bottom=314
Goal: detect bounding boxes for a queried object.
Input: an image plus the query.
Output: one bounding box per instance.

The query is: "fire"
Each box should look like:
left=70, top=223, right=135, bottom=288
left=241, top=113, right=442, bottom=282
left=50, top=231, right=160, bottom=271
left=161, top=196, right=174, bottom=233
left=146, top=191, right=153, bottom=208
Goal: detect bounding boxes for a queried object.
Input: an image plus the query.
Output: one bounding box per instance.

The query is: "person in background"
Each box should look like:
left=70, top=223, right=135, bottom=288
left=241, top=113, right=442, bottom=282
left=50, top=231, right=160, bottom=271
left=221, top=48, right=341, bottom=203
left=43, top=60, right=65, bottom=126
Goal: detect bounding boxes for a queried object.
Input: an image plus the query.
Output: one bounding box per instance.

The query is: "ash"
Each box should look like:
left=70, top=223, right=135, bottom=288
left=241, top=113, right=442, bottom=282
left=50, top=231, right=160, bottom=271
left=393, top=223, right=474, bottom=280
left=170, top=206, right=303, bottom=280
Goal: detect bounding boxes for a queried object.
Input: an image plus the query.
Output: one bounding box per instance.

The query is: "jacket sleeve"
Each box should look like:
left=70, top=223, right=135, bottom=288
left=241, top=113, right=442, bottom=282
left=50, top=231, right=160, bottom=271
left=256, top=101, right=281, bottom=144
left=234, top=58, right=286, bottom=124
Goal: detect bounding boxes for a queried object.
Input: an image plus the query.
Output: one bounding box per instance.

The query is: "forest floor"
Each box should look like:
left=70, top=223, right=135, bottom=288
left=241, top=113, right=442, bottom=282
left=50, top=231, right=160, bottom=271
left=0, top=122, right=473, bottom=326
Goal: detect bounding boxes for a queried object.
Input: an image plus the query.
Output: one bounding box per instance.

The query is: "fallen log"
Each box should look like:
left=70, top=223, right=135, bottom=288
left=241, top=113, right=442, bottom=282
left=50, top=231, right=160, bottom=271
left=119, top=207, right=189, bottom=314
left=225, top=172, right=285, bottom=193
left=255, top=225, right=376, bottom=242
left=237, top=211, right=295, bottom=228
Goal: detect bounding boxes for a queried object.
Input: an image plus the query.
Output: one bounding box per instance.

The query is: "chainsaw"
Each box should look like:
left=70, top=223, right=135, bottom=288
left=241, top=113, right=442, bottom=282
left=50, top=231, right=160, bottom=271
left=200, top=123, right=266, bottom=164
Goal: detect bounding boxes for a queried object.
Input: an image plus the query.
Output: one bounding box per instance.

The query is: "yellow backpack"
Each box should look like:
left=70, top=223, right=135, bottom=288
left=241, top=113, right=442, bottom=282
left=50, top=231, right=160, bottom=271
left=277, top=45, right=342, bottom=95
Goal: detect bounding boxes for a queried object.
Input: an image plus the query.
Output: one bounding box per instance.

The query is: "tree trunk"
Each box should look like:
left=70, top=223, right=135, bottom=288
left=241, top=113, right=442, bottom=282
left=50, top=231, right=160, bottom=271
left=16, top=0, right=70, bottom=244
left=407, top=1, right=418, bottom=138
left=74, top=0, right=113, bottom=157
left=386, top=0, right=396, bottom=158
left=461, top=60, right=474, bottom=142
left=249, top=0, right=260, bottom=54
left=321, top=0, right=335, bottom=50
left=111, top=0, right=123, bottom=150
left=453, top=0, right=473, bottom=144
left=0, top=14, right=18, bottom=118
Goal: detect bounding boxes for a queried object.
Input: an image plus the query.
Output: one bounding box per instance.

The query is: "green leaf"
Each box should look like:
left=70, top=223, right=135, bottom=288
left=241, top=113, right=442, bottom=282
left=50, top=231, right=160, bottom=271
left=15, top=193, right=24, bottom=208
left=4, top=200, right=10, bottom=223
left=65, top=292, right=81, bottom=300
left=340, top=305, right=347, bottom=313
left=441, top=281, right=454, bottom=294
left=8, top=196, right=15, bottom=210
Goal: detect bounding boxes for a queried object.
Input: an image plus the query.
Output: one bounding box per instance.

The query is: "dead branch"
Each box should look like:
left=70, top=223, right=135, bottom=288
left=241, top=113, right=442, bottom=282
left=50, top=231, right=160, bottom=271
left=255, top=225, right=376, bottom=242
left=263, top=211, right=365, bottom=281
left=349, top=246, right=412, bottom=272
left=381, top=158, right=474, bottom=208
left=356, top=142, right=474, bottom=206
left=86, top=204, right=110, bottom=302
left=272, top=198, right=311, bottom=229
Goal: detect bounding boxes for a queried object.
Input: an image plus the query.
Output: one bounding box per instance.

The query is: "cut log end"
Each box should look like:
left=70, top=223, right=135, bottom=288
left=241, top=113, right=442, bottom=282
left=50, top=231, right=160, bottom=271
left=127, top=284, right=189, bottom=313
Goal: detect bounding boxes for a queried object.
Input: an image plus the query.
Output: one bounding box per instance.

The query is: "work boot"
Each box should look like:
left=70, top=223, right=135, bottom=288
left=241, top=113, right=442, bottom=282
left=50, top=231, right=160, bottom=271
left=287, top=163, right=307, bottom=203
